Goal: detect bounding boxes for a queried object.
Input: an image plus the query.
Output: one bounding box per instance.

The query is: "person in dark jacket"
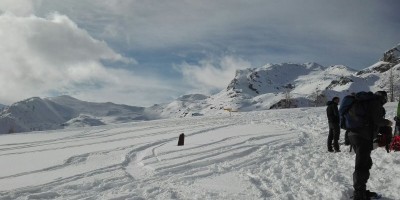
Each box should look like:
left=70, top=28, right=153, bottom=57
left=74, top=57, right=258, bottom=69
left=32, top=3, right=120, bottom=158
left=348, top=91, right=392, bottom=200
left=326, top=96, right=340, bottom=152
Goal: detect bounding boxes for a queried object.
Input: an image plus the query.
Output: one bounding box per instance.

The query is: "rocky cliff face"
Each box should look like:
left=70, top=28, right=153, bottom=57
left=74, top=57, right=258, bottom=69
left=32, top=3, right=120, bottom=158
left=358, top=44, right=400, bottom=75
left=383, top=44, right=400, bottom=64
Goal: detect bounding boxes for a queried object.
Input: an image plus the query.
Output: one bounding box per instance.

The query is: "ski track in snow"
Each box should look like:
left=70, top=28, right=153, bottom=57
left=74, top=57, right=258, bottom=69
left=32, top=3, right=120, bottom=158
left=0, top=105, right=399, bottom=200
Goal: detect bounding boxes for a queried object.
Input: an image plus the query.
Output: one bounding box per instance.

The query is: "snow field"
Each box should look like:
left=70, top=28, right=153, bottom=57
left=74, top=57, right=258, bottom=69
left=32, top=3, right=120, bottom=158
left=0, top=103, right=399, bottom=199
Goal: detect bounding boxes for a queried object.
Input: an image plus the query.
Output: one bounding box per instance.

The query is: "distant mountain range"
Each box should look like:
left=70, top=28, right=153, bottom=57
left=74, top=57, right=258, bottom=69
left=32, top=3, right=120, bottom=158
left=0, top=96, right=151, bottom=134
left=1, top=44, right=399, bottom=134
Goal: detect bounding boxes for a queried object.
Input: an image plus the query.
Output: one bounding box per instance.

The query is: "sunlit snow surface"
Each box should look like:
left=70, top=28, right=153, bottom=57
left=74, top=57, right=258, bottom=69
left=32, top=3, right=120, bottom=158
left=0, top=103, right=399, bottom=200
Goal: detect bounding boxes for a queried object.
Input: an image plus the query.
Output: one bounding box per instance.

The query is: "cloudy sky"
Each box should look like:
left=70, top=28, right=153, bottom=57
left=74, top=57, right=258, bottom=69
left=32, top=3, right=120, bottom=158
left=0, top=0, right=399, bottom=106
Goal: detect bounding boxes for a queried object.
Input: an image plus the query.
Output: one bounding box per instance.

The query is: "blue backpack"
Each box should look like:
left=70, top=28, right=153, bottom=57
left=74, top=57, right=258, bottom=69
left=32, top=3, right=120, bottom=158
left=339, top=92, right=376, bottom=130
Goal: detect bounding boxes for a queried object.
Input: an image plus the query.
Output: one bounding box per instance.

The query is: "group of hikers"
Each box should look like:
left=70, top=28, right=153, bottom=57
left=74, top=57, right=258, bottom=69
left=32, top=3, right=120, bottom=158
left=326, top=91, right=400, bottom=200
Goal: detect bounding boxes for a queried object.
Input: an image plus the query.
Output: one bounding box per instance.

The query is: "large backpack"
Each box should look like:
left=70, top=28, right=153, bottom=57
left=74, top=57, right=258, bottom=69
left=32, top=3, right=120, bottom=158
left=339, top=92, right=376, bottom=130
left=339, top=95, right=355, bottom=130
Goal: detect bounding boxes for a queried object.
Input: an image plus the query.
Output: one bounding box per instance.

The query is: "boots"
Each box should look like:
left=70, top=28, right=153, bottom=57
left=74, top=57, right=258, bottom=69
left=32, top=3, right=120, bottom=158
left=353, top=190, right=367, bottom=200
left=353, top=190, right=378, bottom=200
left=333, top=142, right=340, bottom=152
left=366, top=190, right=378, bottom=198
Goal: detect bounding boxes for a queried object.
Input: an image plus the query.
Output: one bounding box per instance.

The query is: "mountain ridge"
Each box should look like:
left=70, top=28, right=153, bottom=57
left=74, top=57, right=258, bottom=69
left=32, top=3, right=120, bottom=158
left=0, top=96, right=150, bottom=134
left=1, top=44, right=399, bottom=134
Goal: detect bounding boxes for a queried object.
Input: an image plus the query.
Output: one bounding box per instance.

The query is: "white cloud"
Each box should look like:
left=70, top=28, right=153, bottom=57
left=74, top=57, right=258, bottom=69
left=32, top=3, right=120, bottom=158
left=26, top=0, right=400, bottom=71
left=176, top=56, right=251, bottom=94
left=32, top=1, right=397, bottom=51
left=0, top=13, right=171, bottom=106
left=0, top=0, right=37, bottom=16
left=1, top=1, right=399, bottom=106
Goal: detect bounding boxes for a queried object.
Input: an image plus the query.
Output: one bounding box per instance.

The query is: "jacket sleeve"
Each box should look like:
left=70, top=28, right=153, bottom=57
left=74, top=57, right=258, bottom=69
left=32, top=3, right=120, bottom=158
left=333, top=106, right=339, bottom=120
left=326, top=105, right=333, bottom=121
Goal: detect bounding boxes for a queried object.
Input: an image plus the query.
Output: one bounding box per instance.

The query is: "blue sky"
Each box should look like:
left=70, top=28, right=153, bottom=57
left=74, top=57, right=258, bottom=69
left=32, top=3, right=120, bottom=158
left=0, top=0, right=399, bottom=106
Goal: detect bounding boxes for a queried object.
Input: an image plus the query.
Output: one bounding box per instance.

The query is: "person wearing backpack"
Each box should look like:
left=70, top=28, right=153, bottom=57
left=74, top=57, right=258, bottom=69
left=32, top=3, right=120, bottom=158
left=347, top=91, right=392, bottom=200
left=326, top=96, right=341, bottom=152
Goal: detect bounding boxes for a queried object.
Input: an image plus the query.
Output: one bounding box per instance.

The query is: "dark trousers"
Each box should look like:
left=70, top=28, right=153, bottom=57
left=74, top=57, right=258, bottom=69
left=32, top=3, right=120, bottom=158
left=345, top=130, right=350, bottom=145
left=327, top=122, right=340, bottom=150
left=349, top=135, right=373, bottom=194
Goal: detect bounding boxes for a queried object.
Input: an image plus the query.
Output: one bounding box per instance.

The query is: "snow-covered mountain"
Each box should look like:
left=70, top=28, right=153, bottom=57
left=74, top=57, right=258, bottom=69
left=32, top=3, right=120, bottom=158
left=152, top=62, right=398, bottom=117
left=0, top=96, right=150, bottom=134
left=1, top=44, right=399, bottom=134
left=152, top=44, right=400, bottom=114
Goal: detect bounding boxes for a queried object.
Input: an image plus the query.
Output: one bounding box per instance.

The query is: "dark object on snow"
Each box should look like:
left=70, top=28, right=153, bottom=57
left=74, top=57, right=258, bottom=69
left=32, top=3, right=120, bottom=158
left=178, top=133, right=185, bottom=146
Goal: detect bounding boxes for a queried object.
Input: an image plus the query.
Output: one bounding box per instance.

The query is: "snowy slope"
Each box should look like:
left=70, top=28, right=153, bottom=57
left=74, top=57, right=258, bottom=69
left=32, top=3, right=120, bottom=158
left=357, top=63, right=400, bottom=92
left=151, top=61, right=393, bottom=116
left=0, top=103, right=398, bottom=199
left=156, top=44, right=400, bottom=114
left=212, top=63, right=359, bottom=110
left=145, top=94, right=210, bottom=119
left=210, top=60, right=400, bottom=111
left=146, top=63, right=357, bottom=117
left=0, top=96, right=149, bottom=134
left=0, top=97, right=74, bottom=134
left=48, top=95, right=148, bottom=123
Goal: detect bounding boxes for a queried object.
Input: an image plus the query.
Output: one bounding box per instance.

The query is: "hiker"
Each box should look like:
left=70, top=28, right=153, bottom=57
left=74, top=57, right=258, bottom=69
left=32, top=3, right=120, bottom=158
left=347, top=91, right=392, bottom=200
left=326, top=96, right=340, bottom=152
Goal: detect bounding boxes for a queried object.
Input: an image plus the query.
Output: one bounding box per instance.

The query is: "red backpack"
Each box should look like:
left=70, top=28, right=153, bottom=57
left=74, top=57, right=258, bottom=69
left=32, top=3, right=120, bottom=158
left=390, top=135, right=400, bottom=152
